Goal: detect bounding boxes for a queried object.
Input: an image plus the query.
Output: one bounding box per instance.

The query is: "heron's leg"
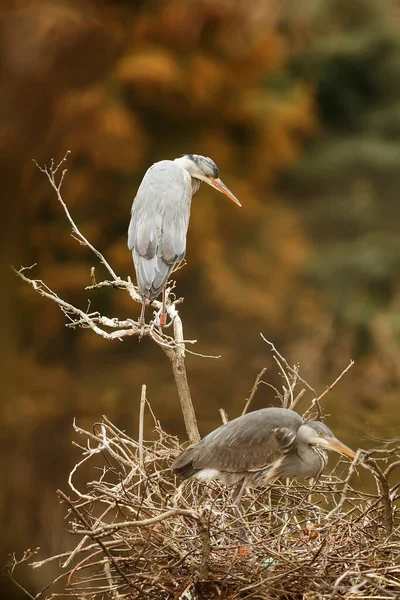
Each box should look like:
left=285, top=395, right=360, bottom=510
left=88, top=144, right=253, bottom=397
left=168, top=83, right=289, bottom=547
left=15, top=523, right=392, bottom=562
left=232, top=481, right=250, bottom=550
left=159, top=286, right=167, bottom=327
left=139, top=300, right=146, bottom=324
left=232, top=480, right=246, bottom=506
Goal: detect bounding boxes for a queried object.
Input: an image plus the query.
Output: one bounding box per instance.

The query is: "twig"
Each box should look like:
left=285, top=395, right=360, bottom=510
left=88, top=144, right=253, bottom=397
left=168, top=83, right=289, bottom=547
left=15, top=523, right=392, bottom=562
left=219, top=408, right=229, bottom=424
left=242, top=367, right=267, bottom=415
left=362, top=458, right=394, bottom=535
left=138, top=385, right=146, bottom=468
left=290, top=388, right=306, bottom=410
left=5, top=552, right=37, bottom=600
left=326, top=449, right=363, bottom=519
left=301, top=359, right=355, bottom=420
left=198, top=514, right=210, bottom=579
left=33, top=153, right=119, bottom=281
left=260, top=334, right=316, bottom=396
left=104, top=560, right=122, bottom=600
left=273, top=356, right=293, bottom=408
left=57, top=490, right=136, bottom=591
left=314, top=359, right=355, bottom=405
left=73, top=508, right=200, bottom=537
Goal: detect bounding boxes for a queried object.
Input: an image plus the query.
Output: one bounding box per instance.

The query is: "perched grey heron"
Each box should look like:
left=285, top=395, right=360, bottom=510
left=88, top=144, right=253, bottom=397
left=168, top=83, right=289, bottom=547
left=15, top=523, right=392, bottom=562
left=128, top=154, right=241, bottom=325
left=173, top=407, right=356, bottom=504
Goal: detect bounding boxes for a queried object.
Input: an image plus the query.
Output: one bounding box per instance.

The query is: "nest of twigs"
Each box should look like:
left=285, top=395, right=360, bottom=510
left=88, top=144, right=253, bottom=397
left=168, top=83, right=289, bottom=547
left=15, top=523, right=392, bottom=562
left=21, top=411, right=400, bottom=600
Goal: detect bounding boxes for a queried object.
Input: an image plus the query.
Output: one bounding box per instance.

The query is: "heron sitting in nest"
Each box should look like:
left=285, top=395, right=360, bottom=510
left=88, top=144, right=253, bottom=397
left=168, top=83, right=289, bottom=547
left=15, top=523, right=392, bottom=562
left=172, top=407, right=356, bottom=504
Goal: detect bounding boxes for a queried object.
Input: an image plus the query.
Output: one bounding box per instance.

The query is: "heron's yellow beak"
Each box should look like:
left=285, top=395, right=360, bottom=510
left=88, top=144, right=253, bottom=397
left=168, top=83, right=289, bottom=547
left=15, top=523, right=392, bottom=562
left=327, top=437, right=356, bottom=459
left=207, top=177, right=242, bottom=207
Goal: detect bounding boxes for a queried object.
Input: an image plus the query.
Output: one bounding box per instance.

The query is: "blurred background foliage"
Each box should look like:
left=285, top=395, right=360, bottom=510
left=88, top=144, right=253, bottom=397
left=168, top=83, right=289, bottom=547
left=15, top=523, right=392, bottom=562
left=2, top=0, right=400, bottom=596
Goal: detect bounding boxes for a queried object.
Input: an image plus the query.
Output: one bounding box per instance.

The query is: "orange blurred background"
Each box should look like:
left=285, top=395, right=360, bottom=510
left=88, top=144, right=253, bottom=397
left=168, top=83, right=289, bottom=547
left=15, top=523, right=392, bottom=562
left=2, top=1, right=400, bottom=596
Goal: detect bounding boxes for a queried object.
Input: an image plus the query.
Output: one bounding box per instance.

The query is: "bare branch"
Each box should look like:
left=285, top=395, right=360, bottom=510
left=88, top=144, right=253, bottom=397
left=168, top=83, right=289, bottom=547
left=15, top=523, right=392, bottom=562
left=15, top=154, right=202, bottom=443
left=34, top=153, right=118, bottom=281
left=314, top=359, right=355, bottom=405
left=138, top=385, right=146, bottom=468
left=260, top=333, right=317, bottom=396
left=242, top=367, right=267, bottom=415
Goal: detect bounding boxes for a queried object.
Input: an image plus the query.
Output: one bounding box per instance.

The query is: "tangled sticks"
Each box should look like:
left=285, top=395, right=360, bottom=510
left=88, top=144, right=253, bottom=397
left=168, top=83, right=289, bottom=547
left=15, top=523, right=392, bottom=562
left=18, top=407, right=399, bottom=600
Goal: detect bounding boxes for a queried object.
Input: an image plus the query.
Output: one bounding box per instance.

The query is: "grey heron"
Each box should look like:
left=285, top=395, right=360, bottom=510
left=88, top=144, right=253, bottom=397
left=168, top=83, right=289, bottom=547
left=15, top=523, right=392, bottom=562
left=128, top=154, right=241, bottom=325
left=172, top=407, right=356, bottom=504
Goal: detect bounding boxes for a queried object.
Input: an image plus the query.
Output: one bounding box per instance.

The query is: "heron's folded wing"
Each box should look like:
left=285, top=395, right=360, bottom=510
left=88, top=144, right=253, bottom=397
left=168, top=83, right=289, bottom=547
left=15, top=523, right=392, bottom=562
left=191, top=414, right=298, bottom=473
left=128, top=162, right=191, bottom=264
left=159, top=213, right=189, bottom=265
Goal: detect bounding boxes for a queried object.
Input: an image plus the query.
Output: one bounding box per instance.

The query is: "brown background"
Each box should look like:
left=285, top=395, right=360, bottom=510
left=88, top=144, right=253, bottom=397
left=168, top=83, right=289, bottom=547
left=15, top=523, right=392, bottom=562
left=2, top=1, right=400, bottom=596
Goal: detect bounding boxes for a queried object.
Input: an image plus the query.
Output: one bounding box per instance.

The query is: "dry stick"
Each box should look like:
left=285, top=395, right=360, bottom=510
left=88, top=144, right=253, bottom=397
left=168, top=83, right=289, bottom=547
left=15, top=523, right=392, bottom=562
left=219, top=408, right=229, bottom=424
left=11, top=272, right=200, bottom=440
left=198, top=515, right=211, bottom=580
left=161, top=305, right=200, bottom=444
left=362, top=459, right=394, bottom=536
left=12, top=268, right=140, bottom=342
left=326, top=450, right=363, bottom=519
left=314, top=359, right=355, bottom=405
left=273, top=356, right=293, bottom=408
left=22, top=155, right=201, bottom=444
left=302, top=358, right=355, bottom=420
left=56, top=490, right=139, bottom=594
left=104, top=560, right=122, bottom=600
left=260, top=333, right=323, bottom=418
left=67, top=549, right=103, bottom=586
left=34, top=153, right=118, bottom=282
left=260, top=334, right=316, bottom=396
left=385, top=458, right=400, bottom=478
left=290, top=387, right=306, bottom=411
left=242, top=367, right=267, bottom=415
left=138, top=385, right=146, bottom=468
left=74, top=508, right=200, bottom=537
left=6, top=554, right=36, bottom=600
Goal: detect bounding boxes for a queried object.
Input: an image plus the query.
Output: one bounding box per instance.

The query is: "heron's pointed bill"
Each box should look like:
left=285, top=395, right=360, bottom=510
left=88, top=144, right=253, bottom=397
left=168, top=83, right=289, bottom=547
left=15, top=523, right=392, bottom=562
left=207, top=177, right=242, bottom=206
left=327, top=437, right=356, bottom=459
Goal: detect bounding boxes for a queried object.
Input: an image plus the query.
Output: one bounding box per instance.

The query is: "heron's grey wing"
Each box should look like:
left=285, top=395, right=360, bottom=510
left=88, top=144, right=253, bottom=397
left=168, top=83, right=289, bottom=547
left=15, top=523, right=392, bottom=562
left=182, top=409, right=301, bottom=473
left=128, top=162, right=191, bottom=298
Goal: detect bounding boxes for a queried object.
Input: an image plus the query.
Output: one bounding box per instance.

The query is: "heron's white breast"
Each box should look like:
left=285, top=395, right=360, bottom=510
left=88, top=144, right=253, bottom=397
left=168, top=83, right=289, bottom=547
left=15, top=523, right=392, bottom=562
left=194, top=469, right=220, bottom=482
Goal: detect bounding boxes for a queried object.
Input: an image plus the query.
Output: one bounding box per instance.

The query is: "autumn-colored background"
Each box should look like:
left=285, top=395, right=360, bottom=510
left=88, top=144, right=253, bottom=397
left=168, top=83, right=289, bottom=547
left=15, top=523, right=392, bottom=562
left=2, top=0, right=400, bottom=596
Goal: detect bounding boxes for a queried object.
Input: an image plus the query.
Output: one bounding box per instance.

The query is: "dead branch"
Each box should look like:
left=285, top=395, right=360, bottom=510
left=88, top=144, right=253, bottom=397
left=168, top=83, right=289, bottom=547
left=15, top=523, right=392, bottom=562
left=260, top=333, right=355, bottom=419
left=242, top=367, right=267, bottom=415
left=15, top=154, right=201, bottom=443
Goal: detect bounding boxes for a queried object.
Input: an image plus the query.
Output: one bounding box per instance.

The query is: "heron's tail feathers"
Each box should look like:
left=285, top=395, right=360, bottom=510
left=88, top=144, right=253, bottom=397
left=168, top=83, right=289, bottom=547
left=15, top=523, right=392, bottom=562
left=172, top=448, right=198, bottom=480
left=133, top=251, right=173, bottom=300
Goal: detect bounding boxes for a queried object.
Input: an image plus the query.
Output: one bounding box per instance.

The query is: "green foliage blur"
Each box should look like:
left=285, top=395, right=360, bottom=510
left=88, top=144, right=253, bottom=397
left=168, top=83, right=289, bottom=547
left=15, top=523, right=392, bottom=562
left=1, top=0, right=400, bottom=596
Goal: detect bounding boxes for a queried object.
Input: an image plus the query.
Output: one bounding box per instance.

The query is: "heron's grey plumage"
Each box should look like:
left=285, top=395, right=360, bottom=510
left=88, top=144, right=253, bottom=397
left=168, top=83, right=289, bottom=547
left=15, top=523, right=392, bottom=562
left=128, top=154, right=240, bottom=307
left=172, top=407, right=355, bottom=499
left=128, top=160, right=194, bottom=300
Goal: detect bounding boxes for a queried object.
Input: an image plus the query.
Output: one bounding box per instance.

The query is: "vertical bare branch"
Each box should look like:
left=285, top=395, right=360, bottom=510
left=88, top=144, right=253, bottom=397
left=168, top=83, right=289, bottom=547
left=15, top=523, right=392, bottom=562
left=242, top=367, right=267, bottom=415
left=138, top=384, right=146, bottom=467
left=16, top=155, right=201, bottom=444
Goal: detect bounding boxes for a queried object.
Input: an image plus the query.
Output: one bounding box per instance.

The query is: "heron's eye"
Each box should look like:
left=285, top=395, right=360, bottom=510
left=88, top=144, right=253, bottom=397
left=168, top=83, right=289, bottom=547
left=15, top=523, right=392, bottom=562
left=318, top=431, right=324, bottom=437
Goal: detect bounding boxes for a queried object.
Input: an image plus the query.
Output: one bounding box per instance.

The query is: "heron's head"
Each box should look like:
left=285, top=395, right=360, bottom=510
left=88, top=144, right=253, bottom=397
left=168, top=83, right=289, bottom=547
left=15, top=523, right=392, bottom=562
left=298, top=421, right=356, bottom=459
left=174, top=154, right=241, bottom=206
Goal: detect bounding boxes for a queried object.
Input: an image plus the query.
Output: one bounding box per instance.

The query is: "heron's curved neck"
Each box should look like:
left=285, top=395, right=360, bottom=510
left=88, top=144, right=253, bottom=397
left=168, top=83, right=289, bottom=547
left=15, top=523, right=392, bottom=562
left=174, top=156, right=194, bottom=172
left=296, top=445, right=327, bottom=478
left=174, top=157, right=202, bottom=195
left=191, top=178, right=201, bottom=195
